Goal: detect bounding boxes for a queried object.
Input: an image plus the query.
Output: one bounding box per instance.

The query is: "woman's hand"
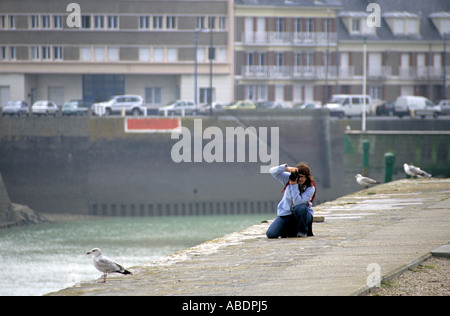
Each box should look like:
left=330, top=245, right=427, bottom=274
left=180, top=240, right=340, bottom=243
left=285, top=166, right=298, bottom=173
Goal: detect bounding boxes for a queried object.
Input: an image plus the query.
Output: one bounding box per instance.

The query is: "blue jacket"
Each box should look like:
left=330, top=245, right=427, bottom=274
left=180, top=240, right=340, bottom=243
left=270, top=164, right=315, bottom=217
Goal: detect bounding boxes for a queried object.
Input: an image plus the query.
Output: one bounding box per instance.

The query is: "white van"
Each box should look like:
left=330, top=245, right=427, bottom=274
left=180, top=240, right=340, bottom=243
left=394, top=96, right=435, bottom=118
left=325, top=95, right=371, bottom=118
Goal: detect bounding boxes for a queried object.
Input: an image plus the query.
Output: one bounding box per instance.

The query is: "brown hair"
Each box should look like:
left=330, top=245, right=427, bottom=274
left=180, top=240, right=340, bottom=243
left=296, top=162, right=314, bottom=188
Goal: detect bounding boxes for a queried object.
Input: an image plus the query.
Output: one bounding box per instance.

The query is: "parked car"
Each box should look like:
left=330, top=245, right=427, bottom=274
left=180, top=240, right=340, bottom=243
left=325, top=94, right=371, bottom=118
left=158, top=100, right=197, bottom=116
left=92, top=95, right=145, bottom=116
left=393, top=96, right=435, bottom=118
left=375, top=102, right=394, bottom=116
left=62, top=100, right=89, bottom=116
left=436, top=100, right=450, bottom=115
left=225, top=100, right=256, bottom=110
left=256, top=101, right=292, bottom=109
left=414, top=103, right=442, bottom=119
left=2, top=101, right=29, bottom=116
left=198, top=102, right=225, bottom=115
left=31, top=100, right=59, bottom=116
left=293, top=102, right=320, bottom=110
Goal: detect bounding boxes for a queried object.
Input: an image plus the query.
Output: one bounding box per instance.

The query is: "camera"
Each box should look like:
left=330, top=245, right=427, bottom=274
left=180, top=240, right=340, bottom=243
left=289, top=172, right=300, bottom=182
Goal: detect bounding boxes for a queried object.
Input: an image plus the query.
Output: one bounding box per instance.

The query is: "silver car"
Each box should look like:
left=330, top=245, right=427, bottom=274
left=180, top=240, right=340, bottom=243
left=2, top=101, right=29, bottom=116
left=92, top=95, right=145, bottom=116
left=158, top=100, right=198, bottom=116
left=31, top=100, right=59, bottom=116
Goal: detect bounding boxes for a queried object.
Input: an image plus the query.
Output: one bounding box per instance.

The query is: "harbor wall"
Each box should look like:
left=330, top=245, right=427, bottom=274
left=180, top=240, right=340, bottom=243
left=0, top=112, right=449, bottom=217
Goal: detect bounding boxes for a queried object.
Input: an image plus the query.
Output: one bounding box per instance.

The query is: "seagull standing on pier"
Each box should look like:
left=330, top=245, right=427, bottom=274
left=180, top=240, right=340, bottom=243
left=355, top=174, right=380, bottom=189
left=403, top=163, right=432, bottom=178
left=87, top=248, right=132, bottom=283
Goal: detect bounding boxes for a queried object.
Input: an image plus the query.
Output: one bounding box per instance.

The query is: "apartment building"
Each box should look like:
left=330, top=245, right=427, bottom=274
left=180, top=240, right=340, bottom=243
left=234, top=0, right=342, bottom=104
left=234, top=0, right=450, bottom=104
left=0, top=0, right=234, bottom=107
left=0, top=0, right=449, bottom=108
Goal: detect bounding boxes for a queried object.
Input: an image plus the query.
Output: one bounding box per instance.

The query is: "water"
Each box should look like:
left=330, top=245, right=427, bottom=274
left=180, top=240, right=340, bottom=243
left=0, top=214, right=271, bottom=296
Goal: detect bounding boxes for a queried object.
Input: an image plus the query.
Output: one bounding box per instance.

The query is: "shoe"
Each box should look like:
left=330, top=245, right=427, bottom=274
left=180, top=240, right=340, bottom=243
left=297, top=232, right=307, bottom=237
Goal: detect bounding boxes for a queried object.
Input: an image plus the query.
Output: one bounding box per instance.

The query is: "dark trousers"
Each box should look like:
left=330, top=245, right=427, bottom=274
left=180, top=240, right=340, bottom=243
left=266, top=204, right=312, bottom=239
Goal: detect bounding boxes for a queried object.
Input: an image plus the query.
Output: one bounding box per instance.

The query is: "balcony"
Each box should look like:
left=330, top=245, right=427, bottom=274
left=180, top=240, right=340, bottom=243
left=242, top=32, right=337, bottom=46
left=398, top=66, right=450, bottom=79
left=242, top=66, right=355, bottom=80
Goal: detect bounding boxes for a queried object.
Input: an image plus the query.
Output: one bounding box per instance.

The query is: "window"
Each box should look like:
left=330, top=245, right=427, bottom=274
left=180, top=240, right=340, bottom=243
left=218, top=48, right=226, bottom=62
left=107, top=16, right=118, bottom=29
left=1, top=47, right=6, bottom=60
left=139, top=47, right=150, bottom=61
left=197, top=17, right=205, bottom=29
left=219, top=17, right=226, bottom=30
left=42, top=15, right=50, bottom=28
left=9, top=16, right=15, bottom=29
left=406, top=19, right=417, bottom=34
left=0, top=16, right=6, bottom=29
left=81, top=47, right=92, bottom=61
left=305, top=18, right=314, bottom=32
left=81, top=15, right=91, bottom=29
left=197, top=47, right=205, bottom=62
left=145, top=87, right=162, bottom=105
left=294, top=18, right=302, bottom=33
left=54, top=46, right=63, bottom=60
left=276, top=18, right=284, bottom=32
left=94, top=15, right=104, bottom=29
left=31, top=15, right=39, bottom=29
left=167, top=16, right=176, bottom=29
left=140, top=16, right=150, bottom=29
left=352, top=18, right=361, bottom=33
left=167, top=48, right=177, bottom=62
left=208, top=16, right=215, bottom=30
left=94, top=46, right=105, bottom=61
left=245, top=85, right=255, bottom=100
left=153, top=16, right=163, bottom=29
left=153, top=47, right=164, bottom=62
left=53, top=15, right=63, bottom=29
left=200, top=87, right=214, bottom=104
left=9, top=47, right=15, bottom=60
left=41, top=46, right=51, bottom=60
left=393, top=19, right=404, bottom=34
left=108, top=47, right=119, bottom=61
left=30, top=46, right=39, bottom=60
left=276, top=53, right=284, bottom=66
left=257, top=85, right=267, bottom=101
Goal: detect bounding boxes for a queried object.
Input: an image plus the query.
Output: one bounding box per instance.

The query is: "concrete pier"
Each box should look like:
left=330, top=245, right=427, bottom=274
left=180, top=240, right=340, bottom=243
left=47, top=178, right=450, bottom=296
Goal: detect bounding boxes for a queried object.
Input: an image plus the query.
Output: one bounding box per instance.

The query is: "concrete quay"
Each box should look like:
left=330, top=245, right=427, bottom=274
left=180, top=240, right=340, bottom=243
left=47, top=179, right=450, bottom=296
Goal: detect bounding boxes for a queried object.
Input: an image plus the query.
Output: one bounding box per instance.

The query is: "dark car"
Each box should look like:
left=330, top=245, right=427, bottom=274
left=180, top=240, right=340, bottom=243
left=62, top=100, right=90, bottom=116
left=375, top=102, right=394, bottom=116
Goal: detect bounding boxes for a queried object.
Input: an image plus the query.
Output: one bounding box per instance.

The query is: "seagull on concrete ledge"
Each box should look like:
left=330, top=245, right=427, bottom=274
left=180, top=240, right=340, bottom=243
left=87, top=248, right=132, bottom=283
left=403, top=163, right=432, bottom=178
left=355, top=174, right=380, bottom=189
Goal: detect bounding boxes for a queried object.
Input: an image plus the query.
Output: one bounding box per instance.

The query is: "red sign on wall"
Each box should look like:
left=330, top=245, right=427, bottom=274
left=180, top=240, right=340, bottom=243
left=125, top=118, right=181, bottom=133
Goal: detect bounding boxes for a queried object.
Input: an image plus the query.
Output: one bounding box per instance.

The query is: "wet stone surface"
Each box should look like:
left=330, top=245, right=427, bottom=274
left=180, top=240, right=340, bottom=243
left=47, top=179, right=450, bottom=296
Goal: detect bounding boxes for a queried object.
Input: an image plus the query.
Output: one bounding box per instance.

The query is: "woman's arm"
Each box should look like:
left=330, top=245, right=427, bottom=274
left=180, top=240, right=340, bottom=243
left=269, top=164, right=294, bottom=185
left=287, top=185, right=315, bottom=206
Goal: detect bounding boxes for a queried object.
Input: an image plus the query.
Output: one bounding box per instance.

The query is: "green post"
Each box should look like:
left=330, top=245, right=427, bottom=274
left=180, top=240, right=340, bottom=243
left=384, top=152, right=395, bottom=183
left=362, top=139, right=370, bottom=176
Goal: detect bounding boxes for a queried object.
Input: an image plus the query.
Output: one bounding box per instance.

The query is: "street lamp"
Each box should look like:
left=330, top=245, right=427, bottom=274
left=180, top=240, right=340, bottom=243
left=362, top=36, right=367, bottom=132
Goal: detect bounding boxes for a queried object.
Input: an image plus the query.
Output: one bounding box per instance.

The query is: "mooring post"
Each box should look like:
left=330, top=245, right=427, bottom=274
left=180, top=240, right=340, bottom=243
left=384, top=152, right=395, bottom=183
left=362, top=139, right=370, bottom=176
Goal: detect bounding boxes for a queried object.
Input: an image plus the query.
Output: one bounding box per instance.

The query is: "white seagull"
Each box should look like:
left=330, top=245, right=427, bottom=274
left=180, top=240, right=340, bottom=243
left=403, top=163, right=432, bottom=178
left=355, top=174, right=380, bottom=189
left=87, top=248, right=132, bottom=283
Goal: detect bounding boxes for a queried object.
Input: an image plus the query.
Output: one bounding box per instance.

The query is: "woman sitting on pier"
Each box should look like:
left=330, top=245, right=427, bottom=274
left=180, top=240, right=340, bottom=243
left=266, top=163, right=315, bottom=239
